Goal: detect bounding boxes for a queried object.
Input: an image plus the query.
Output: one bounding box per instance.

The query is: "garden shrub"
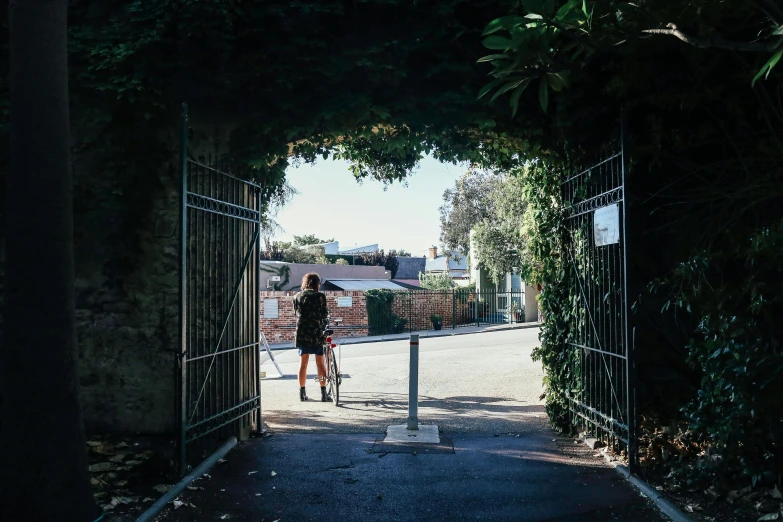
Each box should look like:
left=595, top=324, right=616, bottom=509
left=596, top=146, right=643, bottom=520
left=365, top=289, right=395, bottom=336
left=651, top=219, right=783, bottom=485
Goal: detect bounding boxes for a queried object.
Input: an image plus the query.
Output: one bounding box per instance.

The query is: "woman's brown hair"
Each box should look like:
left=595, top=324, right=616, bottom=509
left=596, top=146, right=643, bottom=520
left=301, top=272, right=321, bottom=291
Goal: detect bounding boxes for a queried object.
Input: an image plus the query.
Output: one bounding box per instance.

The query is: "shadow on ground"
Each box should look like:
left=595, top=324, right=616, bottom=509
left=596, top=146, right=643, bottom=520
left=158, top=432, right=667, bottom=522
left=262, top=392, right=548, bottom=434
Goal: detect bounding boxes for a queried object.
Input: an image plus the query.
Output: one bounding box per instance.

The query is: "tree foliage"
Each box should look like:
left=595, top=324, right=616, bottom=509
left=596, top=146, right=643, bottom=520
left=439, top=170, right=502, bottom=257
left=471, top=172, right=528, bottom=284
left=44, top=0, right=541, bottom=197
left=293, top=235, right=334, bottom=246
left=418, top=271, right=456, bottom=290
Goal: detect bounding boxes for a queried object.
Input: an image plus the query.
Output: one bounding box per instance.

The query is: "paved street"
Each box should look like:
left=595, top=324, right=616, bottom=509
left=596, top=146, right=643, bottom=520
left=158, top=329, right=667, bottom=522
left=260, top=328, right=549, bottom=435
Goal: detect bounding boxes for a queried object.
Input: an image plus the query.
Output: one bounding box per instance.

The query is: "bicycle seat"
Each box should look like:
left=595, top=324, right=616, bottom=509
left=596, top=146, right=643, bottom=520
left=324, top=329, right=334, bottom=336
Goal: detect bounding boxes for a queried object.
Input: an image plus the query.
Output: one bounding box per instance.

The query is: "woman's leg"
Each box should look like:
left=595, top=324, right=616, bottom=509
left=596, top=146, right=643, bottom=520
left=315, top=354, right=327, bottom=383
left=298, top=354, right=310, bottom=388
left=315, top=354, right=328, bottom=400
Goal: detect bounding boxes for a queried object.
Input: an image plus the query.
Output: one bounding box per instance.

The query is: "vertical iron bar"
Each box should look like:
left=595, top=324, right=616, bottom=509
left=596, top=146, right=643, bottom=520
left=621, top=107, right=636, bottom=472
left=178, top=103, right=189, bottom=475
left=255, top=186, right=262, bottom=431
left=452, top=288, right=456, bottom=329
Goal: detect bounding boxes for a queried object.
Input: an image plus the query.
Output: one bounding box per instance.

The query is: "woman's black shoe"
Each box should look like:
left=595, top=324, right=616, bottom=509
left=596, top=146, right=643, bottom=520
left=300, top=387, right=308, bottom=401
left=321, top=387, right=331, bottom=402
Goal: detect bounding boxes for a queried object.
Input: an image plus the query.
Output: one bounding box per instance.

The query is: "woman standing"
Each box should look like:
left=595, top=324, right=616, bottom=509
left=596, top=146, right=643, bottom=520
left=293, top=273, right=331, bottom=401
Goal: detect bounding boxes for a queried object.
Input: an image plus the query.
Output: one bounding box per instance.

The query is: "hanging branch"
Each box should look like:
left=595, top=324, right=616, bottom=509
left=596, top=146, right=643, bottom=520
left=642, top=23, right=783, bottom=52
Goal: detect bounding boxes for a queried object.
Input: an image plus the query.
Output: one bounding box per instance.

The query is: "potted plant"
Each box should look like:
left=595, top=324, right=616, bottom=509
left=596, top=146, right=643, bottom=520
left=431, top=314, right=443, bottom=331
left=511, top=301, right=522, bottom=323
left=391, top=314, right=408, bottom=334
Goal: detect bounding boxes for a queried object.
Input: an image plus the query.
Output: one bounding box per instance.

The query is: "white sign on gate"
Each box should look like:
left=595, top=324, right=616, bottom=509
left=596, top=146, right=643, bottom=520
left=336, top=296, right=353, bottom=307
left=263, top=298, right=279, bottom=319
left=594, top=204, right=620, bottom=246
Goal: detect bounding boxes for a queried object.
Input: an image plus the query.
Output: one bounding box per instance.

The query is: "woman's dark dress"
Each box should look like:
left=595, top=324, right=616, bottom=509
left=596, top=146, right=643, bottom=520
left=293, top=289, right=329, bottom=355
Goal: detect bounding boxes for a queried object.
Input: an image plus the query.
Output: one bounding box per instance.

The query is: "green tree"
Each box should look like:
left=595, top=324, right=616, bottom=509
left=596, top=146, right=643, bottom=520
left=293, top=234, right=334, bottom=246
left=439, top=170, right=502, bottom=257
left=0, top=0, right=99, bottom=519
left=471, top=172, right=528, bottom=284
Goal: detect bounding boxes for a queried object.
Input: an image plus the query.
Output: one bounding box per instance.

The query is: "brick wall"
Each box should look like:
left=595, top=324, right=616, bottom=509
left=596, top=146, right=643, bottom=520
left=391, top=290, right=474, bottom=331
left=260, top=290, right=368, bottom=343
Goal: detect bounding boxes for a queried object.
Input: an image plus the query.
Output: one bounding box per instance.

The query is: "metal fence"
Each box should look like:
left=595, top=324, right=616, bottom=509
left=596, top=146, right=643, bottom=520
left=178, top=104, right=262, bottom=474
left=365, top=289, right=528, bottom=336
left=561, top=117, right=635, bottom=470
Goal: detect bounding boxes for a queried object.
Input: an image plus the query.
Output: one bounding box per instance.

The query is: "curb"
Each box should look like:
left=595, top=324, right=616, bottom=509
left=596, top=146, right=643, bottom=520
left=598, top=453, right=694, bottom=522
left=135, top=437, right=237, bottom=522
left=267, top=322, right=541, bottom=351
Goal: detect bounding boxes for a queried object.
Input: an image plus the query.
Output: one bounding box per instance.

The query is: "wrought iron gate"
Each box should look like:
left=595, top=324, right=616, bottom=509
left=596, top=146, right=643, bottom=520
left=561, top=119, right=636, bottom=470
left=178, top=104, right=262, bottom=473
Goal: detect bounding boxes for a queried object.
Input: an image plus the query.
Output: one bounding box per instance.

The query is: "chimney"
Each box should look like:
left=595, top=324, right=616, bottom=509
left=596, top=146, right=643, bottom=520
left=428, top=246, right=438, bottom=259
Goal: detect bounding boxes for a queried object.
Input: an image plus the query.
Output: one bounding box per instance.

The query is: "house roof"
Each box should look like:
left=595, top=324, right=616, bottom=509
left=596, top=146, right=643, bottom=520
left=425, top=253, right=467, bottom=272
left=395, top=257, right=426, bottom=279
left=338, top=244, right=379, bottom=254
left=322, top=279, right=408, bottom=291
left=390, top=279, right=421, bottom=289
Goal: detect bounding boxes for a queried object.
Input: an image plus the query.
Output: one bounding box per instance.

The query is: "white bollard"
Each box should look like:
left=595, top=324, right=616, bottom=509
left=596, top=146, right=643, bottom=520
left=407, top=334, right=419, bottom=430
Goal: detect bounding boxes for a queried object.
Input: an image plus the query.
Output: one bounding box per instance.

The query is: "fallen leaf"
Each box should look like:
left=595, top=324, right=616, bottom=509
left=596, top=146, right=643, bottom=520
left=248, top=471, right=258, bottom=475
left=153, top=484, right=171, bottom=493
left=772, top=486, right=782, bottom=500
left=186, top=486, right=203, bottom=491
left=87, top=441, right=101, bottom=447
left=116, top=442, right=129, bottom=448
left=142, top=498, right=155, bottom=502
left=705, top=486, right=720, bottom=501
left=757, top=513, right=781, bottom=521
left=218, top=459, right=227, bottom=464
left=255, top=493, right=262, bottom=497
left=270, top=471, right=277, bottom=477
left=173, top=500, right=184, bottom=509
left=125, top=460, right=143, bottom=466
left=203, top=473, right=212, bottom=479
left=108, top=454, right=126, bottom=463
left=89, top=462, right=114, bottom=472
left=685, top=505, right=694, bottom=513
left=115, top=480, right=128, bottom=487
left=220, top=515, right=230, bottom=520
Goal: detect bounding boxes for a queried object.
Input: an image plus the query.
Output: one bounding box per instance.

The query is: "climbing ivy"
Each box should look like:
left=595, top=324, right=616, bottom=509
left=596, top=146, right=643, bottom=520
left=259, top=263, right=290, bottom=291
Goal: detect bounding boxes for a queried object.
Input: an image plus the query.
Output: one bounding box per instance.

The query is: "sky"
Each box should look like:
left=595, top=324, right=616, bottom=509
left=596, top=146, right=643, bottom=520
left=271, top=155, right=467, bottom=257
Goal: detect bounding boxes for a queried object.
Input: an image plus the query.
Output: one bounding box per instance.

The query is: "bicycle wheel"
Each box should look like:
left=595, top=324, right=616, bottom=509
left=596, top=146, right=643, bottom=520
left=329, top=348, right=339, bottom=406
left=324, top=348, right=336, bottom=402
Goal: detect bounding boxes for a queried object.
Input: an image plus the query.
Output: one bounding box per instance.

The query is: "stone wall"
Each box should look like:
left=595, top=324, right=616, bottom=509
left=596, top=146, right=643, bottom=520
left=260, top=290, right=369, bottom=343
left=73, top=140, right=180, bottom=435
left=72, top=117, right=236, bottom=436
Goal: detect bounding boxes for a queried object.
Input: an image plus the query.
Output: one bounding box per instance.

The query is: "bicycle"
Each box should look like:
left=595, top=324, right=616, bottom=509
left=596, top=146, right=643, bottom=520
left=322, top=318, right=342, bottom=406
